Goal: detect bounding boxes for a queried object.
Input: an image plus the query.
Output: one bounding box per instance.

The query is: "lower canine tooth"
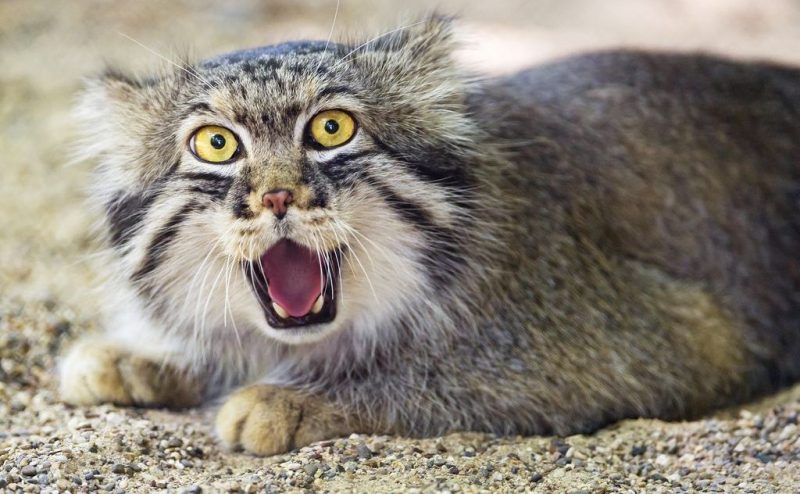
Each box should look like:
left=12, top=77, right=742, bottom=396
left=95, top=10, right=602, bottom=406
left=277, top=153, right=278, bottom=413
left=311, top=295, right=324, bottom=314
left=272, top=302, right=289, bottom=319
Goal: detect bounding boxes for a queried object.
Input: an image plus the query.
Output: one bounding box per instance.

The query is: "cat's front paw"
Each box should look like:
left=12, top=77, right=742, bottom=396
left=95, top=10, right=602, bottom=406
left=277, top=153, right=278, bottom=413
left=215, top=384, right=353, bottom=456
left=59, top=337, right=201, bottom=409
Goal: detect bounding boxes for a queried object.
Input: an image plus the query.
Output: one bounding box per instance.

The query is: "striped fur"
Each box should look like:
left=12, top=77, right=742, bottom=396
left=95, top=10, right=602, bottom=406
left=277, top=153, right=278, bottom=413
left=62, top=16, right=800, bottom=453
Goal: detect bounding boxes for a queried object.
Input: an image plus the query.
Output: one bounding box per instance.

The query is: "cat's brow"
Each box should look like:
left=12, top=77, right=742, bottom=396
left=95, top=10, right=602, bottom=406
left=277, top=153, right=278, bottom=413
left=317, top=85, right=356, bottom=98
left=186, top=102, right=213, bottom=115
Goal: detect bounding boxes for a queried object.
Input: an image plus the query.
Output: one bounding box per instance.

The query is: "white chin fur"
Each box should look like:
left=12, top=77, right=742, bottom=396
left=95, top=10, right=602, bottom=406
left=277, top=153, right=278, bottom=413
left=258, top=321, right=338, bottom=345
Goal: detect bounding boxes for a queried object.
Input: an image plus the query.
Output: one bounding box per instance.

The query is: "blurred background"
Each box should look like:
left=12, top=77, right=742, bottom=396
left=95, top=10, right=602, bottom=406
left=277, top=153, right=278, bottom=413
left=2, top=0, right=800, bottom=309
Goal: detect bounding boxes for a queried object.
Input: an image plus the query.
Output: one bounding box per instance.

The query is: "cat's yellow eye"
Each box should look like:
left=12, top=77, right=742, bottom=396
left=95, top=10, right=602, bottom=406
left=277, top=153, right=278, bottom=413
left=308, top=110, right=356, bottom=148
left=190, top=126, right=239, bottom=163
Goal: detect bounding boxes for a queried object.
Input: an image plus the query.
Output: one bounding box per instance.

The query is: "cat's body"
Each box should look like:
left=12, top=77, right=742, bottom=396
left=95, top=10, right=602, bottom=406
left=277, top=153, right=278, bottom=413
left=61, top=18, right=800, bottom=455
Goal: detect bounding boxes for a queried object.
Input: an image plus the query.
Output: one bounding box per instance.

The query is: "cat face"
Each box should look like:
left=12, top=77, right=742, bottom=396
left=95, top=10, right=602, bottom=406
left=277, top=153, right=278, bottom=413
left=79, top=18, right=489, bottom=346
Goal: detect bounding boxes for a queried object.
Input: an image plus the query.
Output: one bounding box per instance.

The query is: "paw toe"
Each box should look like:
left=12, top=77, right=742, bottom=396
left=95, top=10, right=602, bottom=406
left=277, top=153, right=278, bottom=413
left=59, top=340, right=132, bottom=406
left=59, top=338, right=200, bottom=408
left=216, top=385, right=303, bottom=456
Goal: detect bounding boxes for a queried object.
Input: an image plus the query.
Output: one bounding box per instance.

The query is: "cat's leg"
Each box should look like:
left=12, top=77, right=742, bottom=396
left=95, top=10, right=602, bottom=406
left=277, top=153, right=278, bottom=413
left=59, top=334, right=203, bottom=409
left=215, top=384, right=359, bottom=456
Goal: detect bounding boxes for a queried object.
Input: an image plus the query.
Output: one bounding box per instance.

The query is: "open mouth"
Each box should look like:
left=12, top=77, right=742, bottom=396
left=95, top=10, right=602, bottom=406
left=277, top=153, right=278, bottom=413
left=244, top=239, right=340, bottom=329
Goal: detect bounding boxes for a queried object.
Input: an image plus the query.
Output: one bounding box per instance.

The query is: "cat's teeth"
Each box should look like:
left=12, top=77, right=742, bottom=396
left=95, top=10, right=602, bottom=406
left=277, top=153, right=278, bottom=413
left=311, top=295, right=324, bottom=314
left=272, top=302, right=289, bottom=319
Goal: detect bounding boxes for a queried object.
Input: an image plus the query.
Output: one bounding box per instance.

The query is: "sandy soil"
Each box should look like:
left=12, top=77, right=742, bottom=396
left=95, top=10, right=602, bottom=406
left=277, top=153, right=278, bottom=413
left=1, top=0, right=800, bottom=492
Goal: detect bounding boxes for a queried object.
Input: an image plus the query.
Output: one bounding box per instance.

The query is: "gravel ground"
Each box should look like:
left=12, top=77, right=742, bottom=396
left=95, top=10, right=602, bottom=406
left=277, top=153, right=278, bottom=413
left=2, top=1, right=800, bottom=492
left=2, top=300, right=800, bottom=492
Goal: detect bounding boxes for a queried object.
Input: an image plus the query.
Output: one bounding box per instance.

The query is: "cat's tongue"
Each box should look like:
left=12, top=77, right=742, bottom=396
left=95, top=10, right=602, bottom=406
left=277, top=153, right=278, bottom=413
left=260, top=239, right=322, bottom=318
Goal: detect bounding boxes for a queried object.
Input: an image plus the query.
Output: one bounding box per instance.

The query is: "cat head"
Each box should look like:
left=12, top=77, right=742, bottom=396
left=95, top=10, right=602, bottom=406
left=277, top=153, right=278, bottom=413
left=78, top=16, right=498, bottom=347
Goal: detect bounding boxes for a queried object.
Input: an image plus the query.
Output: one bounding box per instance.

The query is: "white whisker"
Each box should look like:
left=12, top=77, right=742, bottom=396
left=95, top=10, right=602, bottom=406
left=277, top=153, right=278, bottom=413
left=332, top=20, right=426, bottom=69
left=117, top=32, right=216, bottom=90
left=315, top=0, right=340, bottom=73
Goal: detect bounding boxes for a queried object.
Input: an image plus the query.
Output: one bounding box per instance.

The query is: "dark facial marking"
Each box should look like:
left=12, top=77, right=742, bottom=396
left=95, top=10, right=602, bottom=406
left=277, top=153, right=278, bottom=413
left=371, top=136, right=473, bottom=189
left=315, top=150, right=377, bottom=184
left=131, top=200, right=205, bottom=283
left=362, top=172, right=464, bottom=286
left=230, top=176, right=255, bottom=219
left=178, top=172, right=234, bottom=200
left=106, top=161, right=182, bottom=248
left=317, top=85, right=357, bottom=98
left=185, top=102, right=212, bottom=117
left=106, top=192, right=157, bottom=247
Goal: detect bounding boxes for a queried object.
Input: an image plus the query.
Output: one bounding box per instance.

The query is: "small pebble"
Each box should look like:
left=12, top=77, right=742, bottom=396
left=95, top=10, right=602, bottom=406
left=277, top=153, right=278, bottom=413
left=754, top=453, right=771, bottom=464
left=357, top=443, right=373, bottom=460
left=166, top=438, right=183, bottom=449
left=284, top=462, right=302, bottom=471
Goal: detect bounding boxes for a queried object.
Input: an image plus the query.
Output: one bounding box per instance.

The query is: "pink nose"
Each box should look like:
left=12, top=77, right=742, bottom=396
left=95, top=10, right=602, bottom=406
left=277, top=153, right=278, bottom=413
left=262, top=189, right=293, bottom=219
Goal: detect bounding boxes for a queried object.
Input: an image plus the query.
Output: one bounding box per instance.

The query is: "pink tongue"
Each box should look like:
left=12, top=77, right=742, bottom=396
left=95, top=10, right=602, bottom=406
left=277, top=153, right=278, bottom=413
left=260, top=239, right=323, bottom=318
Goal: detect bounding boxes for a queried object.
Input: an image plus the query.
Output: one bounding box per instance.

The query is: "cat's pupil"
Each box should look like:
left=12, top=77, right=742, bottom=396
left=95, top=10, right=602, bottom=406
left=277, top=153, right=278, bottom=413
left=324, top=120, right=339, bottom=134
left=210, top=134, right=226, bottom=149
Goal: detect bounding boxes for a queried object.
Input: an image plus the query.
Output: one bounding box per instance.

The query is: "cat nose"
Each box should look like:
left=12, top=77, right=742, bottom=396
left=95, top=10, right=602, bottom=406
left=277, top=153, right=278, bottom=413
left=262, top=189, right=293, bottom=219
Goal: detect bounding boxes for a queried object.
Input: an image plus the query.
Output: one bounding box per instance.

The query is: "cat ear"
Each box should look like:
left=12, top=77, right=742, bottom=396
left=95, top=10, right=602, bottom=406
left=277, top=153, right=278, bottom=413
left=363, top=14, right=458, bottom=75
left=347, top=16, right=475, bottom=153
left=77, top=68, right=165, bottom=126
left=94, top=69, right=147, bottom=99
left=74, top=70, right=139, bottom=163
left=74, top=68, right=179, bottom=185
left=374, top=14, right=457, bottom=68
left=351, top=14, right=465, bottom=101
